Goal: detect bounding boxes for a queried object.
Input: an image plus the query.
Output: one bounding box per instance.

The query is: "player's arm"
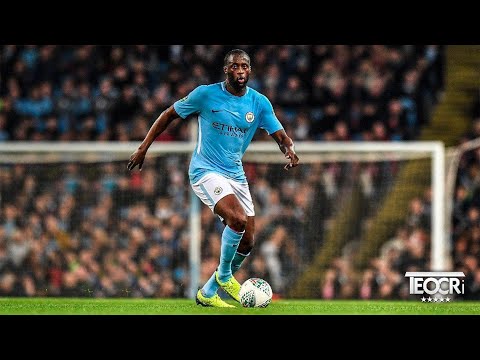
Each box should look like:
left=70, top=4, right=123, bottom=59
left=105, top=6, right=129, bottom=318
left=270, top=129, right=299, bottom=171
left=127, top=105, right=179, bottom=171
left=258, top=94, right=298, bottom=171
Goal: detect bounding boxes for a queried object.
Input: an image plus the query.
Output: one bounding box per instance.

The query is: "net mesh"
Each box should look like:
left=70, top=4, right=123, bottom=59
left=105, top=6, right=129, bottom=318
left=0, top=153, right=193, bottom=298
left=242, top=155, right=433, bottom=299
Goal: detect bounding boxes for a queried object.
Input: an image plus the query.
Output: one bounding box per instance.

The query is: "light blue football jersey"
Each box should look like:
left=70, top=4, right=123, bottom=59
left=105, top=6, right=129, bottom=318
left=173, top=82, right=284, bottom=183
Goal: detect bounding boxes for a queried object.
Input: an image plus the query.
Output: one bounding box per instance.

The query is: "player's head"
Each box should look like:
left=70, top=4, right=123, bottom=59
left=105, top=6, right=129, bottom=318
left=223, top=49, right=251, bottom=91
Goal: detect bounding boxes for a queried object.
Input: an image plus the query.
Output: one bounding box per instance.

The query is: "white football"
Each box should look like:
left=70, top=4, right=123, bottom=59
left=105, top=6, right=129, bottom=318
left=239, top=278, right=272, bottom=308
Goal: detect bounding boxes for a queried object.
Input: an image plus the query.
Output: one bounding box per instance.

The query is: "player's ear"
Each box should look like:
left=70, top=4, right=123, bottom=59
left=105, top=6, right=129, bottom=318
left=223, top=66, right=228, bottom=74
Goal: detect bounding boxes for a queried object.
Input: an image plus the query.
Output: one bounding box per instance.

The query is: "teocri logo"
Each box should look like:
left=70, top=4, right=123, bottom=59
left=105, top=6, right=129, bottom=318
left=404, top=272, right=465, bottom=302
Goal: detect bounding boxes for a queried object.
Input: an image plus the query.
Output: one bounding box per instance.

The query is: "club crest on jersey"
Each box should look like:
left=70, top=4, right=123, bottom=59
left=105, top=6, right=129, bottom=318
left=214, top=187, right=223, bottom=195
left=245, top=112, right=255, bottom=123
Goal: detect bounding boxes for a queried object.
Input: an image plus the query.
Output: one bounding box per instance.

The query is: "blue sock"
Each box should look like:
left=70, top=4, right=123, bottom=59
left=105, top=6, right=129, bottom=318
left=217, top=226, right=244, bottom=282
left=231, top=251, right=249, bottom=274
left=202, top=251, right=249, bottom=298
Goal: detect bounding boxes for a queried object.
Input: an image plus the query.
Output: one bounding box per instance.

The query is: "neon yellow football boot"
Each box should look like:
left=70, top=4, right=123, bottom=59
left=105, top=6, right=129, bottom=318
left=195, top=289, right=235, bottom=308
left=215, top=271, right=241, bottom=303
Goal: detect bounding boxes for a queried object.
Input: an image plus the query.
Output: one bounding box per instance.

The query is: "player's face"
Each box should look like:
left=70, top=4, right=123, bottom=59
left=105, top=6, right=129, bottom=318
left=224, top=54, right=251, bottom=91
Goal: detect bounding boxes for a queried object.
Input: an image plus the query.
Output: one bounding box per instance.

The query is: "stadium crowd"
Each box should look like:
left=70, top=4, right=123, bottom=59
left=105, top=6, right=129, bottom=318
left=0, top=45, right=443, bottom=142
left=322, top=93, right=480, bottom=301
left=1, top=45, right=464, bottom=299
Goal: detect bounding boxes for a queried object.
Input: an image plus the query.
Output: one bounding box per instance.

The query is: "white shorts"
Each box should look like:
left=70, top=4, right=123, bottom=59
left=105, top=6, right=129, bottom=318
left=191, top=172, right=255, bottom=219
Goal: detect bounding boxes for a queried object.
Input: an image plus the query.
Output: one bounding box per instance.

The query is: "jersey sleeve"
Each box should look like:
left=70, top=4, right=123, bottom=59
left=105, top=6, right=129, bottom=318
left=173, top=85, right=207, bottom=119
left=258, top=94, right=284, bottom=135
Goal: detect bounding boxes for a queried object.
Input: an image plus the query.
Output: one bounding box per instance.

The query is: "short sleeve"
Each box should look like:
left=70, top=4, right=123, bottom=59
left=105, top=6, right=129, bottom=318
left=173, top=85, right=207, bottom=119
left=259, top=95, right=284, bottom=135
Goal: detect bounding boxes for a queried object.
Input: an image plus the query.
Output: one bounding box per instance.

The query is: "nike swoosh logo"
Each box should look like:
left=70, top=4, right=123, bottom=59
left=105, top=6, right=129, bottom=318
left=211, top=109, right=240, bottom=116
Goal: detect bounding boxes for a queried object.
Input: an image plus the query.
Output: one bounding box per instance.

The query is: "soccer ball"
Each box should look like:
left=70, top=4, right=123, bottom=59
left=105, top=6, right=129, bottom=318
left=239, top=278, right=272, bottom=308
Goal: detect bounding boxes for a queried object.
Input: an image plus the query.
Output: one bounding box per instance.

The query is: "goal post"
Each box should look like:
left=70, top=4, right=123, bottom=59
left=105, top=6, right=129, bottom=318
left=246, top=141, right=446, bottom=270
left=0, top=141, right=447, bottom=299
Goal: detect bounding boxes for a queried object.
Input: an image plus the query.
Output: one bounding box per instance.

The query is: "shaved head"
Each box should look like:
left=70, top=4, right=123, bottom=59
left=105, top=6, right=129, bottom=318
left=224, top=49, right=250, bottom=67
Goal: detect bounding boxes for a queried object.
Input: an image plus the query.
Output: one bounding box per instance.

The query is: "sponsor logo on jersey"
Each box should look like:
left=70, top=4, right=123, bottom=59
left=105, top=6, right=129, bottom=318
left=212, top=122, right=248, bottom=138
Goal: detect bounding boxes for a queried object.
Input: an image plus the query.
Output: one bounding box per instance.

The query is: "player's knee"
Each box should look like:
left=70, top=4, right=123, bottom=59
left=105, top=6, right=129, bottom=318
left=228, top=213, right=247, bottom=232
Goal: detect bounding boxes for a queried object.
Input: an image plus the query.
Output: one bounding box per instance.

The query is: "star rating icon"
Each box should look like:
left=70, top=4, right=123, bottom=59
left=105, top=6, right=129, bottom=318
left=421, top=296, right=451, bottom=302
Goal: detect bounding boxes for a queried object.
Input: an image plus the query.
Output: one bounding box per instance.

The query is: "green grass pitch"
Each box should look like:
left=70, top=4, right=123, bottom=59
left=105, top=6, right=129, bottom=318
left=1, top=298, right=479, bottom=315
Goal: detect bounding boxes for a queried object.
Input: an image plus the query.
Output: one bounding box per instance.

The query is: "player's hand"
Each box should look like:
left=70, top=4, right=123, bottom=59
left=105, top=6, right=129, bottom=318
left=127, top=148, right=147, bottom=171
left=284, top=148, right=299, bottom=171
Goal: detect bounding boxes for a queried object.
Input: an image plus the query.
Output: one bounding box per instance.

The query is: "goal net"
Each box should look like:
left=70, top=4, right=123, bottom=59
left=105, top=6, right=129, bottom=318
left=0, top=141, right=446, bottom=300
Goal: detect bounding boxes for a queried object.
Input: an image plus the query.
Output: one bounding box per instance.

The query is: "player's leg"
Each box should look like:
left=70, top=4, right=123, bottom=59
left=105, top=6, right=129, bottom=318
left=231, top=215, right=255, bottom=274
left=228, top=179, right=255, bottom=276
left=191, top=173, right=243, bottom=305
left=200, top=215, right=254, bottom=298
left=210, top=178, right=257, bottom=301
left=212, top=194, right=247, bottom=301
left=215, top=194, right=247, bottom=279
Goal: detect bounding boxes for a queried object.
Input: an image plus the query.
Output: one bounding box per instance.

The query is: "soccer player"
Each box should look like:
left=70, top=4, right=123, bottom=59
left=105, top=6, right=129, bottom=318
left=127, top=49, right=299, bottom=307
